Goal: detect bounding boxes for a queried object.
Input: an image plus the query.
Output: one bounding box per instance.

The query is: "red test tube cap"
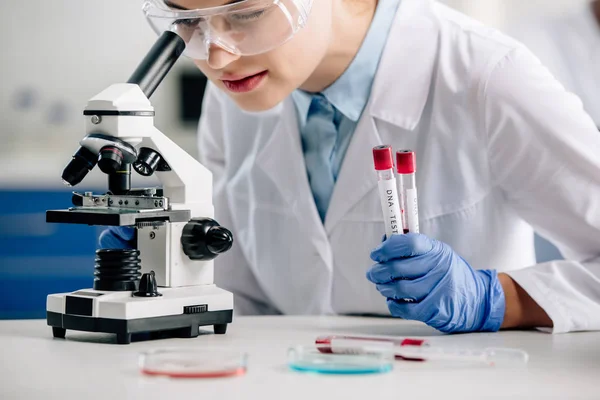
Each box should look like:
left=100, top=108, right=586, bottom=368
left=396, top=150, right=416, bottom=174
left=372, top=145, right=394, bottom=171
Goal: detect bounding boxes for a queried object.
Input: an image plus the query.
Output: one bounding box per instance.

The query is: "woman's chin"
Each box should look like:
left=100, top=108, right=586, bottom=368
left=229, top=90, right=288, bottom=114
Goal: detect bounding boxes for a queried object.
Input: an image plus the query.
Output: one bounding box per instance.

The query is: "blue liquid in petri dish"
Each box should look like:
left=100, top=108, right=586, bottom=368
left=289, top=363, right=393, bottom=375
left=288, top=346, right=394, bottom=375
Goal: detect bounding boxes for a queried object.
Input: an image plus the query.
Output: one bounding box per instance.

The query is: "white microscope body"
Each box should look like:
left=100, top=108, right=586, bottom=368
left=45, top=32, right=234, bottom=344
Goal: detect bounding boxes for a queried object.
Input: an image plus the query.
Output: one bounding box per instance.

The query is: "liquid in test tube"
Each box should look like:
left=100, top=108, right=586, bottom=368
left=396, top=150, right=419, bottom=234
left=372, top=145, right=402, bottom=239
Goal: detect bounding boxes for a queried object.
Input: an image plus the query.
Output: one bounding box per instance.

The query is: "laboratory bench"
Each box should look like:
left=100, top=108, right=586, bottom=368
left=1, top=316, right=599, bottom=400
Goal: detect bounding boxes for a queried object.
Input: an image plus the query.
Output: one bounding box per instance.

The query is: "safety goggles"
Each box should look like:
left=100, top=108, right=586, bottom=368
left=143, top=0, right=313, bottom=60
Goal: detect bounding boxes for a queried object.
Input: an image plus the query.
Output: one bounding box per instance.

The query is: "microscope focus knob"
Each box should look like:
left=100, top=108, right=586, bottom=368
left=181, top=218, right=234, bottom=261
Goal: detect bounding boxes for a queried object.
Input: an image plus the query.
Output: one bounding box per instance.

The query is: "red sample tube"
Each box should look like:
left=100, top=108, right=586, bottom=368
left=373, top=145, right=403, bottom=238
left=397, top=150, right=419, bottom=233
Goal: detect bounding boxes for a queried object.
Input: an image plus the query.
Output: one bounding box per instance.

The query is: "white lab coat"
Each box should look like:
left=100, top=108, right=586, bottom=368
left=508, top=2, right=600, bottom=126
left=197, top=0, right=600, bottom=333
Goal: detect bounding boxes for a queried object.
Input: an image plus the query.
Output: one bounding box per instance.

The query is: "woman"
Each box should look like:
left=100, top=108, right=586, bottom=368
left=101, top=0, right=600, bottom=334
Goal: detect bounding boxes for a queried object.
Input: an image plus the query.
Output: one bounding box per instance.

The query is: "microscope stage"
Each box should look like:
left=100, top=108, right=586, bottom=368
left=46, top=285, right=233, bottom=344
left=46, top=208, right=191, bottom=226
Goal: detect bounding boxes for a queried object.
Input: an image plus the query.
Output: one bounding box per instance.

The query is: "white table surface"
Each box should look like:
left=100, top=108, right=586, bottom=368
left=1, top=316, right=599, bottom=400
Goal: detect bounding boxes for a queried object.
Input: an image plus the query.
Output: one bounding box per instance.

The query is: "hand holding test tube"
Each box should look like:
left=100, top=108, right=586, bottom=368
left=372, top=147, right=420, bottom=303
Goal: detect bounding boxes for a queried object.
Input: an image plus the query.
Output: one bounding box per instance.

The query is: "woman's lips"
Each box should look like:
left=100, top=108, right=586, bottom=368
left=221, top=71, right=268, bottom=93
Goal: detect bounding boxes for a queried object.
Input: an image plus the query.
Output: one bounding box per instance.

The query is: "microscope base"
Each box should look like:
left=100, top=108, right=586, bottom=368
left=47, top=310, right=232, bottom=344
left=45, top=285, right=234, bottom=344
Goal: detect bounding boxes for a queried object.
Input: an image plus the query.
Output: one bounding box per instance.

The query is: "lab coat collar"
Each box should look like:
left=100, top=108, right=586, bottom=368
left=324, top=0, right=440, bottom=233
left=256, top=0, right=440, bottom=253
left=324, top=115, right=384, bottom=234
left=367, top=0, right=439, bottom=131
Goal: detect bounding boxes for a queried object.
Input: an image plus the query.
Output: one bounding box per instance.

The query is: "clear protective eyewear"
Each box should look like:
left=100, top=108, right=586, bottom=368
left=142, top=0, right=314, bottom=60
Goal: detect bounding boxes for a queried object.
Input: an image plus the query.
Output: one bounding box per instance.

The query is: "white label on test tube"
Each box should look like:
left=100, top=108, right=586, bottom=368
left=373, top=145, right=403, bottom=238
left=378, top=175, right=402, bottom=238
left=332, top=339, right=395, bottom=355
left=405, top=188, right=419, bottom=233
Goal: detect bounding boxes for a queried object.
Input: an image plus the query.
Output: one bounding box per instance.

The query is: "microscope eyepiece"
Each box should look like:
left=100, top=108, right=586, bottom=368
left=62, top=146, right=98, bottom=187
left=133, top=147, right=162, bottom=177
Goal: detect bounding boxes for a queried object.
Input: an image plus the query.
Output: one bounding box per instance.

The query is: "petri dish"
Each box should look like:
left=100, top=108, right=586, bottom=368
left=139, top=348, right=247, bottom=378
left=288, top=344, right=394, bottom=375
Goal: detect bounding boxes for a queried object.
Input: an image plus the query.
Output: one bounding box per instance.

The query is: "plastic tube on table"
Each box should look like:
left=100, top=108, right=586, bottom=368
left=372, top=145, right=403, bottom=239
left=393, top=344, right=529, bottom=366
left=317, top=335, right=424, bottom=359
left=396, top=150, right=419, bottom=233
left=316, top=335, right=529, bottom=366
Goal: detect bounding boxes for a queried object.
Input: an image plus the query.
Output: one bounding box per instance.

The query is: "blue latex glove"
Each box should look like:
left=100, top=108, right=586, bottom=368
left=98, top=226, right=136, bottom=249
left=366, top=233, right=505, bottom=333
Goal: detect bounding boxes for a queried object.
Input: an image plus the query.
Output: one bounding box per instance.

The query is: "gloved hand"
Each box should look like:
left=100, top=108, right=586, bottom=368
left=366, top=233, right=505, bottom=333
left=98, top=226, right=136, bottom=249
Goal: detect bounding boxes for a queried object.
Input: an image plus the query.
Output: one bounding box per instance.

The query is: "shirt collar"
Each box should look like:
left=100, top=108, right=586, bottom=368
left=292, top=0, right=401, bottom=124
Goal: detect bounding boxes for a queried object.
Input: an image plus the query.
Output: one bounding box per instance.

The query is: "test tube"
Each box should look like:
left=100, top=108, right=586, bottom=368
left=392, top=344, right=529, bottom=366
left=315, top=336, right=529, bottom=366
left=396, top=150, right=419, bottom=234
left=317, top=335, right=423, bottom=355
left=373, top=145, right=403, bottom=239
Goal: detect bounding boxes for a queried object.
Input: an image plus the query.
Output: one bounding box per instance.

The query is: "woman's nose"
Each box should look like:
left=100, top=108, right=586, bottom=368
left=206, top=43, right=241, bottom=70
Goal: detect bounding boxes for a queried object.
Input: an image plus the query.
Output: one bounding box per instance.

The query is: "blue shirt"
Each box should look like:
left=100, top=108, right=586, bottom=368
left=292, top=0, right=401, bottom=216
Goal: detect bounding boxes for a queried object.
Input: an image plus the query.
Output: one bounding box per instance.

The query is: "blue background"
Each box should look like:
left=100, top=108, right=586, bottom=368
left=0, top=189, right=102, bottom=319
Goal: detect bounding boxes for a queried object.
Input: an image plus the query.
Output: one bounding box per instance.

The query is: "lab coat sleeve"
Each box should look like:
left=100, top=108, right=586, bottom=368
left=197, top=83, right=281, bottom=316
left=482, top=45, right=600, bottom=333
left=505, top=20, right=574, bottom=93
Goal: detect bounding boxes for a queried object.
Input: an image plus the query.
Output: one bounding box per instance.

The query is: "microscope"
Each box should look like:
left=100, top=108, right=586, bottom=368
left=45, top=31, right=235, bottom=344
